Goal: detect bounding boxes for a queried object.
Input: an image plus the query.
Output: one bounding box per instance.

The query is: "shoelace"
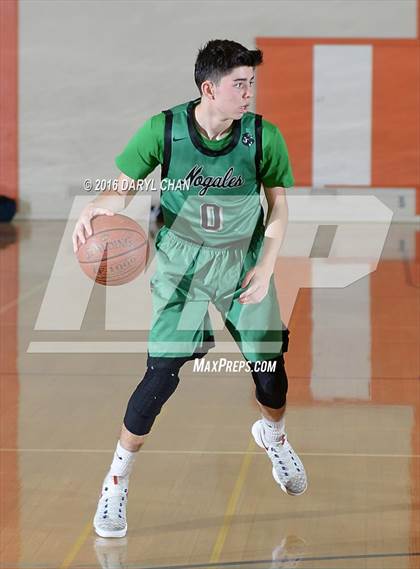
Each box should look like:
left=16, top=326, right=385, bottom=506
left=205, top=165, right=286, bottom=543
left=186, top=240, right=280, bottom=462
left=267, top=440, right=302, bottom=477
left=100, top=492, right=127, bottom=525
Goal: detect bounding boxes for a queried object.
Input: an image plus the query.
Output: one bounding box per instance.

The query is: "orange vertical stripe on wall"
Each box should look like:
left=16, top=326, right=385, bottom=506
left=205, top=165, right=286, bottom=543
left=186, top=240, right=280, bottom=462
left=256, top=39, right=313, bottom=186
left=0, top=0, right=18, bottom=201
left=0, top=1, right=19, bottom=566
left=0, top=235, right=20, bottom=567
left=371, top=44, right=420, bottom=188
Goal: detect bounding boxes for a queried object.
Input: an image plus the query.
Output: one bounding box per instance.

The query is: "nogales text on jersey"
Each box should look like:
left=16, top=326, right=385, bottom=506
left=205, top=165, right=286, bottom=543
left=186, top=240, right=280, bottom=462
left=184, top=165, right=244, bottom=196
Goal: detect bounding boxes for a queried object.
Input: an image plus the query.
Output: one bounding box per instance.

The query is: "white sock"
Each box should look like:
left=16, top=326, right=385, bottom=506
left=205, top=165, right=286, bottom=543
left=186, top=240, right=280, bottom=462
left=262, top=416, right=285, bottom=444
left=108, top=440, right=136, bottom=478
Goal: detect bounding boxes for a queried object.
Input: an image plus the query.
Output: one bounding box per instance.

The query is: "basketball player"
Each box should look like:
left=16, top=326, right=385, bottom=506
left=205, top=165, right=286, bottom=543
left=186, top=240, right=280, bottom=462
left=72, top=40, right=307, bottom=538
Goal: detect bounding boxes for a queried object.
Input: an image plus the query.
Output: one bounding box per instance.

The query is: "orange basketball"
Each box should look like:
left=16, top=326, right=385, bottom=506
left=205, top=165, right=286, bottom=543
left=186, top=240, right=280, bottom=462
left=76, top=214, right=148, bottom=286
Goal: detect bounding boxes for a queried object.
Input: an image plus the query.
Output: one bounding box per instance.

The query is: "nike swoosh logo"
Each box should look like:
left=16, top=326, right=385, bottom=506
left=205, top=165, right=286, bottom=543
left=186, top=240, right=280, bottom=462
left=172, top=136, right=186, bottom=142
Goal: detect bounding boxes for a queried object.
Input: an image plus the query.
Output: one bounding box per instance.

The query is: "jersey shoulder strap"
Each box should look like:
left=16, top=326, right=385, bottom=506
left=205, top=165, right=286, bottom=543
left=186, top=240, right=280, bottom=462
left=161, top=100, right=193, bottom=178
left=254, top=113, right=263, bottom=182
left=161, top=109, right=173, bottom=179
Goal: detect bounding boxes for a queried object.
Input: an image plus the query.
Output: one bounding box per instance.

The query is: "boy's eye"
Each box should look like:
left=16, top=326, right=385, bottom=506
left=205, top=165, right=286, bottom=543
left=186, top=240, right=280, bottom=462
left=234, top=81, right=254, bottom=88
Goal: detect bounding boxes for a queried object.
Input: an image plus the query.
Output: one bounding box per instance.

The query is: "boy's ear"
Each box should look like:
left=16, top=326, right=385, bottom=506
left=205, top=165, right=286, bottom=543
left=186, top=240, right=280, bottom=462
left=201, top=80, right=215, bottom=100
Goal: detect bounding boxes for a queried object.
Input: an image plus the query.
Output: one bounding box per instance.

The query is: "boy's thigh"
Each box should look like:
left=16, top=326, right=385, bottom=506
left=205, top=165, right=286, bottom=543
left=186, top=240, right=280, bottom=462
left=149, top=258, right=215, bottom=358
left=148, top=291, right=214, bottom=357
left=223, top=275, right=288, bottom=362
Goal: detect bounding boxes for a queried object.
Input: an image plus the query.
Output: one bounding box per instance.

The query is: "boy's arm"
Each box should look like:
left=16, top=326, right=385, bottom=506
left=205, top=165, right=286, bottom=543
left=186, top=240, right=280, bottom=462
left=258, top=184, right=289, bottom=274
left=238, top=185, right=289, bottom=305
left=73, top=113, right=164, bottom=253
left=72, top=171, right=136, bottom=253
left=89, top=171, right=134, bottom=211
left=255, top=120, right=293, bottom=274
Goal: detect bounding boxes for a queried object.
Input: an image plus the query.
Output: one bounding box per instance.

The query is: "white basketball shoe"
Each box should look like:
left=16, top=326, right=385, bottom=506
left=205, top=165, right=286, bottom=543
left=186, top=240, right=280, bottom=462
left=251, top=419, right=307, bottom=496
left=93, top=474, right=129, bottom=538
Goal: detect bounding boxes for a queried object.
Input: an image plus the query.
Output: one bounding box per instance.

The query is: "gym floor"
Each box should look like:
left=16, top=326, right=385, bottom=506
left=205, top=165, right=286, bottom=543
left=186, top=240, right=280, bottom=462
left=0, top=216, right=418, bottom=569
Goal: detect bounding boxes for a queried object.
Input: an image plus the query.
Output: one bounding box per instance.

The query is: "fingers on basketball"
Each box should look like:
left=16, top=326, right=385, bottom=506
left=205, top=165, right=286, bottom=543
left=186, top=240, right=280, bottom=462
left=75, top=213, right=148, bottom=286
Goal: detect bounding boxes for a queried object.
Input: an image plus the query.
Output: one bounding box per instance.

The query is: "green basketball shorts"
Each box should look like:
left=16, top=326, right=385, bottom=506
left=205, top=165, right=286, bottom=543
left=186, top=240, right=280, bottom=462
left=148, top=226, right=289, bottom=362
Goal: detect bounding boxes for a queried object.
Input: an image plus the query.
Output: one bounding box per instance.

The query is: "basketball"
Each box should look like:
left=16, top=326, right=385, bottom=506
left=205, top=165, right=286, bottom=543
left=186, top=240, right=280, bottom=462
left=76, top=214, right=148, bottom=286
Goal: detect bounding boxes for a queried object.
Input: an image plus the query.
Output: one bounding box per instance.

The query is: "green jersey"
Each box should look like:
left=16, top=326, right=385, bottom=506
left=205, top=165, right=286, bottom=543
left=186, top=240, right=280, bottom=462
left=116, top=99, right=294, bottom=246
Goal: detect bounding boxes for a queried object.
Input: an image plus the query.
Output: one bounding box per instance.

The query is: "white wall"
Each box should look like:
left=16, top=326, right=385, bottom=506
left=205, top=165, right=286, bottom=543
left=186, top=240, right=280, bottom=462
left=18, top=0, right=417, bottom=219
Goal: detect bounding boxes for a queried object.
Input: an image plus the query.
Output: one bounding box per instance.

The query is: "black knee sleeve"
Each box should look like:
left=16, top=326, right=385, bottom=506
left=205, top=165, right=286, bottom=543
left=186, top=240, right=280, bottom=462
left=282, top=327, right=290, bottom=353
left=248, top=355, right=288, bottom=409
left=124, top=355, right=190, bottom=436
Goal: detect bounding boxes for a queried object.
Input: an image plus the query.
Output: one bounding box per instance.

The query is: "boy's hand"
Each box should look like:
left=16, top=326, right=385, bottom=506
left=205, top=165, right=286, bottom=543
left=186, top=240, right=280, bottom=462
left=238, top=264, right=272, bottom=304
left=72, top=204, right=114, bottom=253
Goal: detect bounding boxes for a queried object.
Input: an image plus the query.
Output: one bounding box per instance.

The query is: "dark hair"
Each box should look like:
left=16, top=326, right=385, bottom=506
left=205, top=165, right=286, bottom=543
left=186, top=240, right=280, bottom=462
left=194, top=39, right=263, bottom=93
